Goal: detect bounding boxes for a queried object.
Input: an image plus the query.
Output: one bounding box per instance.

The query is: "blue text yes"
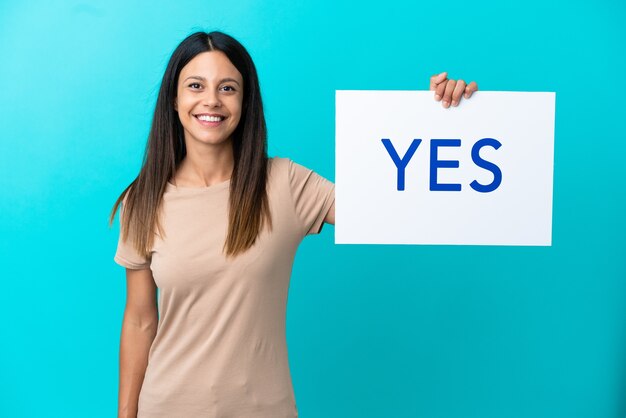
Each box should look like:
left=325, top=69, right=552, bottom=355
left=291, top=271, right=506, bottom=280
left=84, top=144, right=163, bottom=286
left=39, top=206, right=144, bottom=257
left=381, top=138, right=502, bottom=192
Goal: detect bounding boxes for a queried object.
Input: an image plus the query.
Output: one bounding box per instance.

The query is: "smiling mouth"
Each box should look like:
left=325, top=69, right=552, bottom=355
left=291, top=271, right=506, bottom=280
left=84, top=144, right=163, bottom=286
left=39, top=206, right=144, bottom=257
left=194, top=114, right=226, bottom=122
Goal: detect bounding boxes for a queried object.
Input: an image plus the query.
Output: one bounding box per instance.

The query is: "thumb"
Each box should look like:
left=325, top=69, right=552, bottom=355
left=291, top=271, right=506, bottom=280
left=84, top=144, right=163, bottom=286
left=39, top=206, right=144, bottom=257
left=430, top=71, right=448, bottom=90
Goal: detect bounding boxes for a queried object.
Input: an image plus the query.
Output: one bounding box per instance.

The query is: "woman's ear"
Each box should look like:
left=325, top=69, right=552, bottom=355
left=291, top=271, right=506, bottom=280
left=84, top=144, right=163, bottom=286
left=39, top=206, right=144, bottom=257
left=174, top=98, right=178, bottom=111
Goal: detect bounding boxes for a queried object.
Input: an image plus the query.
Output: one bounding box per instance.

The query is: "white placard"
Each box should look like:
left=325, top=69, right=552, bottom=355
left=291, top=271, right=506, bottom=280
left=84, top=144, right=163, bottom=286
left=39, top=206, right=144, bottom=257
left=335, top=90, right=555, bottom=246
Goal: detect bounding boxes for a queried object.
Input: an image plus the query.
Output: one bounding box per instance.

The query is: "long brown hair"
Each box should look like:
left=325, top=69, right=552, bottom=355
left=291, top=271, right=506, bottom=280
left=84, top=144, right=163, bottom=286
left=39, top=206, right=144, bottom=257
left=108, top=31, right=272, bottom=259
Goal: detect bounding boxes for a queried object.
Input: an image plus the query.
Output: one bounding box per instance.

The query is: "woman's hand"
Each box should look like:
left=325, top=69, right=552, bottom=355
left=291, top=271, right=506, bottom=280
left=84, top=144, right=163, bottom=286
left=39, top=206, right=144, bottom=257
left=430, top=72, right=478, bottom=108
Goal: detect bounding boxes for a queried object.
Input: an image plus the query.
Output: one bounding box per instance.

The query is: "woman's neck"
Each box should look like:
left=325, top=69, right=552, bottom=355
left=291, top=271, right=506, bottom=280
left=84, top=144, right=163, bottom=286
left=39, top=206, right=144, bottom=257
left=173, top=140, right=234, bottom=187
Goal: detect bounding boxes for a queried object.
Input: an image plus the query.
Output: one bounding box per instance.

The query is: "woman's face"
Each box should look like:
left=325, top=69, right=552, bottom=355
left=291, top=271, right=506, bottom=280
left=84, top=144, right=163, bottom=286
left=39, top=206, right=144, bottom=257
left=175, top=51, right=244, bottom=148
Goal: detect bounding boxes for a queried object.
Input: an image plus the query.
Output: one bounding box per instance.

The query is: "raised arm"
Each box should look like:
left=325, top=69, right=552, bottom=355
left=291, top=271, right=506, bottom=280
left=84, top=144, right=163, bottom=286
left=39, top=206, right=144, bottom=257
left=118, top=268, right=158, bottom=418
left=323, top=201, right=335, bottom=225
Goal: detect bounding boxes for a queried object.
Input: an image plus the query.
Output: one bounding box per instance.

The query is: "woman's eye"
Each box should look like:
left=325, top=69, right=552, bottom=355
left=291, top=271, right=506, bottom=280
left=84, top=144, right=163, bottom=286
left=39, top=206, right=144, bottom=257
left=189, top=83, right=201, bottom=89
left=221, top=85, right=235, bottom=92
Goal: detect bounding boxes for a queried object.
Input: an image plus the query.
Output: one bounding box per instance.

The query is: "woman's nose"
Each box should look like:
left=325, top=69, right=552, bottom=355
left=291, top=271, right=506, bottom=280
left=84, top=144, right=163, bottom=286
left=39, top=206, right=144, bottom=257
left=202, top=90, right=221, bottom=107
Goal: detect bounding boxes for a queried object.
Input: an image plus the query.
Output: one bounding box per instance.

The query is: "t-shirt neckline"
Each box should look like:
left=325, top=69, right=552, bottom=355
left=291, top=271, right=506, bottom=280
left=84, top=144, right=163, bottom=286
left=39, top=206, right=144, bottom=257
left=166, top=178, right=231, bottom=193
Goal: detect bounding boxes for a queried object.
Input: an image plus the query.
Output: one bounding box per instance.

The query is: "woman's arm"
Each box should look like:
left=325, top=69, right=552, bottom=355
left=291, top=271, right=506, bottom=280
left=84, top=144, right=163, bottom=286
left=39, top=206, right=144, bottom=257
left=324, top=201, right=335, bottom=225
left=118, top=268, right=158, bottom=418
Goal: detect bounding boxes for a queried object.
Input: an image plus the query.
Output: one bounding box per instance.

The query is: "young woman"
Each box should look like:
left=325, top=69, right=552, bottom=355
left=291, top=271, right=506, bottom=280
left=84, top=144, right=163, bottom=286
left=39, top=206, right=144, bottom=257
left=109, top=31, right=478, bottom=418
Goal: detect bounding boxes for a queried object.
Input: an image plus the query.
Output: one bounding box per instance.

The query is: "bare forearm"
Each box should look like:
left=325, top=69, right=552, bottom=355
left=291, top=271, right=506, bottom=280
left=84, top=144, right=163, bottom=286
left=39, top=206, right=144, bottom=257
left=324, top=201, right=335, bottom=225
left=118, top=315, right=157, bottom=418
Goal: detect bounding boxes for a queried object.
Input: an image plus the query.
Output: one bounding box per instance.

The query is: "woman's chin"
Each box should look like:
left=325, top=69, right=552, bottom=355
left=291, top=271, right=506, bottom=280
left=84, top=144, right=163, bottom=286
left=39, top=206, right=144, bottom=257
left=186, top=135, right=233, bottom=147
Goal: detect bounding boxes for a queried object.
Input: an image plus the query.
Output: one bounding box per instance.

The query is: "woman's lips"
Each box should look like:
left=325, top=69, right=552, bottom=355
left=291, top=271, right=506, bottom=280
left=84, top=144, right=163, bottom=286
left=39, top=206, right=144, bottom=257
left=194, top=115, right=225, bottom=127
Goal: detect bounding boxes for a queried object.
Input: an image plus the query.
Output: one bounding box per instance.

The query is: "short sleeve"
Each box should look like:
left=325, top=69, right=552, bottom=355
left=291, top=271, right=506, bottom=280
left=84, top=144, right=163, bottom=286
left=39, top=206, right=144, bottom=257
left=287, top=158, right=335, bottom=236
left=114, top=195, right=152, bottom=270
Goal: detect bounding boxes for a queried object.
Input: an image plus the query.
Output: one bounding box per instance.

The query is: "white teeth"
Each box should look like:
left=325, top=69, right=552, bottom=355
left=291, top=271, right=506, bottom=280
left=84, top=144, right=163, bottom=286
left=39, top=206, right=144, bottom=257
left=196, top=115, right=224, bottom=122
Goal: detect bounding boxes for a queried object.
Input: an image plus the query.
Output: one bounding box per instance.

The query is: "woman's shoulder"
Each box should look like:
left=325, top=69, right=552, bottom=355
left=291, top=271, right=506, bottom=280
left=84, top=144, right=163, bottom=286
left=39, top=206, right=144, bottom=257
left=268, top=156, right=304, bottom=191
left=269, top=156, right=324, bottom=182
left=268, top=156, right=292, bottom=177
left=269, top=156, right=316, bottom=182
left=269, top=155, right=290, bottom=166
left=269, top=156, right=313, bottom=172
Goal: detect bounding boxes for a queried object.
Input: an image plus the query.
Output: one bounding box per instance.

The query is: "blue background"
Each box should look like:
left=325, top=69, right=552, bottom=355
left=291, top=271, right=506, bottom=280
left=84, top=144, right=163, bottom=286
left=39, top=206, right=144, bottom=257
left=1, top=1, right=625, bottom=417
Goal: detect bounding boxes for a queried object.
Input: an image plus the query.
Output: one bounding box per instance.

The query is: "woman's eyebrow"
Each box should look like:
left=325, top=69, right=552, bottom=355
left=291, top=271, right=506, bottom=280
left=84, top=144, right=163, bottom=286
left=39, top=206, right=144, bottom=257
left=183, top=75, right=241, bottom=86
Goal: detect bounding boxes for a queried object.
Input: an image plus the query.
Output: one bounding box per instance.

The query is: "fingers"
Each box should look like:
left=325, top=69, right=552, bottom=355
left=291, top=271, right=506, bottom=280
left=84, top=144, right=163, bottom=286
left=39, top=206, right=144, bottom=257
left=442, top=79, right=457, bottom=108
left=435, top=79, right=447, bottom=101
left=430, top=73, right=478, bottom=108
left=451, top=79, right=466, bottom=107
left=464, top=81, right=478, bottom=99
left=430, top=72, right=447, bottom=91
